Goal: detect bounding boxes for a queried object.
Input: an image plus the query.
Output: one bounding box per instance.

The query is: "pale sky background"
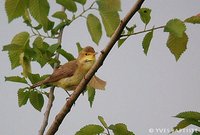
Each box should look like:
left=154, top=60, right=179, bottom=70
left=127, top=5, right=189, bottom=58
left=0, top=0, right=200, bottom=135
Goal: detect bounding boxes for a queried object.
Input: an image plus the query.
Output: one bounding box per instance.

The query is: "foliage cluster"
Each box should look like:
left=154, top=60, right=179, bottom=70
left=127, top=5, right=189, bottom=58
left=76, top=116, right=134, bottom=135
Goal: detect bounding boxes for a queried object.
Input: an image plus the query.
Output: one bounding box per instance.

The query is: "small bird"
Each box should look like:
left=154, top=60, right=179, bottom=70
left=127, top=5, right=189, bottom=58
left=31, top=46, right=106, bottom=91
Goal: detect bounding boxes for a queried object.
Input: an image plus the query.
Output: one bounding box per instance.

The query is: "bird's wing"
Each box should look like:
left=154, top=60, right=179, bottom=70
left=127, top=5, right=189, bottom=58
left=45, top=60, right=78, bottom=83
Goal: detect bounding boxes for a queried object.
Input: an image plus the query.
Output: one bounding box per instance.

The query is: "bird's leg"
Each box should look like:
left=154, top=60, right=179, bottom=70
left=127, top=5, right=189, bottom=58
left=65, top=91, right=77, bottom=106
left=65, top=86, right=76, bottom=100
left=65, top=91, right=71, bottom=100
left=66, top=91, right=71, bottom=96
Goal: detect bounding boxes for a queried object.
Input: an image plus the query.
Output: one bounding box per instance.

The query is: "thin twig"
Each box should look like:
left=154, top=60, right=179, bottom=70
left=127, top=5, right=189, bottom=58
left=121, top=25, right=165, bottom=37
left=45, top=0, right=145, bottom=134
left=72, top=1, right=97, bottom=21
left=38, top=6, right=65, bottom=135
left=106, top=128, right=111, bottom=135
left=38, top=87, right=55, bottom=135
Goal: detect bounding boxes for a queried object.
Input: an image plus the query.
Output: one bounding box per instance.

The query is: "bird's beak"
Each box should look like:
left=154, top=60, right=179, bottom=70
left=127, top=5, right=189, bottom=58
left=85, top=53, right=96, bottom=61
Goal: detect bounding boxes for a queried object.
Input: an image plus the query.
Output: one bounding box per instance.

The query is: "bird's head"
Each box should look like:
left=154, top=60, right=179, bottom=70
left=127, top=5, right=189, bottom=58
left=77, top=46, right=96, bottom=67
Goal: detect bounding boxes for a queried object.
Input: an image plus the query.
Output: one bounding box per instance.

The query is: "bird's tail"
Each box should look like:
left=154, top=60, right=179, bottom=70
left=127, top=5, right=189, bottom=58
left=88, top=75, right=106, bottom=90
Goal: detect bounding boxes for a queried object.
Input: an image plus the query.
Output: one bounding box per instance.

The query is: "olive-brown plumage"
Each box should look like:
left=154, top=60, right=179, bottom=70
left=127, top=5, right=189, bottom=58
left=31, top=46, right=106, bottom=90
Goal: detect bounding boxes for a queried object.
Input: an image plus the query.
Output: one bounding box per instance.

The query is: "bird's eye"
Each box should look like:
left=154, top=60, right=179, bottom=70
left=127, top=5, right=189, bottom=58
left=85, top=53, right=89, bottom=56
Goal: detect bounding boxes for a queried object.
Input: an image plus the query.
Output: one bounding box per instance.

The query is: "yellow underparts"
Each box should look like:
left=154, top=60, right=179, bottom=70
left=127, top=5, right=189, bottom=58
left=53, top=59, right=95, bottom=91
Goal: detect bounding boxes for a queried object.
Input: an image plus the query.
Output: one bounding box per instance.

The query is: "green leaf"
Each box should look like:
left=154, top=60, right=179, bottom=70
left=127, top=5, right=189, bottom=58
left=138, top=8, right=151, bottom=25
left=29, top=0, right=50, bottom=30
left=87, top=86, right=95, bottom=107
left=173, top=120, right=191, bottom=131
left=46, top=19, right=55, bottom=31
left=18, top=88, right=29, bottom=107
left=74, top=0, right=86, bottom=5
left=185, top=14, right=200, bottom=24
left=7, top=32, right=30, bottom=69
left=164, top=19, right=186, bottom=37
left=76, top=42, right=83, bottom=52
left=100, top=11, right=120, bottom=37
left=33, top=24, right=43, bottom=30
left=172, top=119, right=200, bottom=133
left=167, top=32, right=188, bottom=61
left=3, top=32, right=29, bottom=69
left=5, top=76, right=27, bottom=84
left=48, top=58, right=60, bottom=68
left=98, top=116, right=108, bottom=128
left=57, top=49, right=75, bottom=61
left=32, top=37, right=51, bottom=67
left=4, top=43, right=33, bottom=73
left=56, top=0, right=77, bottom=12
left=109, top=123, right=135, bottom=135
left=97, top=0, right=121, bottom=12
left=142, top=30, right=153, bottom=55
left=23, top=9, right=32, bottom=27
left=28, top=73, right=41, bottom=84
left=48, top=44, right=60, bottom=53
left=118, top=38, right=127, bottom=48
left=33, top=49, right=49, bottom=67
left=87, top=14, right=102, bottom=45
left=75, top=124, right=104, bottom=135
left=29, top=90, right=44, bottom=111
left=11, top=31, right=29, bottom=46
left=52, top=11, right=68, bottom=20
left=51, top=22, right=67, bottom=35
left=24, top=46, right=36, bottom=60
left=175, top=111, right=200, bottom=120
left=5, top=0, right=26, bottom=22
left=8, top=51, right=21, bottom=69
left=33, top=36, right=43, bottom=49
left=97, top=0, right=121, bottom=37
left=193, top=131, right=200, bottom=135
left=2, top=44, right=23, bottom=51
left=126, top=25, right=136, bottom=35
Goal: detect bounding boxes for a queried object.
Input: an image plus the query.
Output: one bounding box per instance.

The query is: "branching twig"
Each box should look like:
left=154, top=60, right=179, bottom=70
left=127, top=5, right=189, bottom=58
left=30, top=27, right=57, bottom=39
left=38, top=6, right=65, bottom=135
left=72, top=1, right=97, bottom=21
left=45, top=0, right=145, bottom=134
left=121, top=25, right=165, bottom=37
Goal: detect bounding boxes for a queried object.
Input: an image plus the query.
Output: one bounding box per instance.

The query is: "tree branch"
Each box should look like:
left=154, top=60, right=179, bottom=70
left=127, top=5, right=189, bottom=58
left=38, top=87, right=55, bottom=135
left=46, top=0, right=145, bottom=134
left=38, top=6, right=65, bottom=135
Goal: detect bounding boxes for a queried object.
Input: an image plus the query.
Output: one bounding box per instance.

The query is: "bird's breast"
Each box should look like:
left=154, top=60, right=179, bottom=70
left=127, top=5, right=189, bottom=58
left=54, top=64, right=92, bottom=90
left=54, top=74, right=83, bottom=90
